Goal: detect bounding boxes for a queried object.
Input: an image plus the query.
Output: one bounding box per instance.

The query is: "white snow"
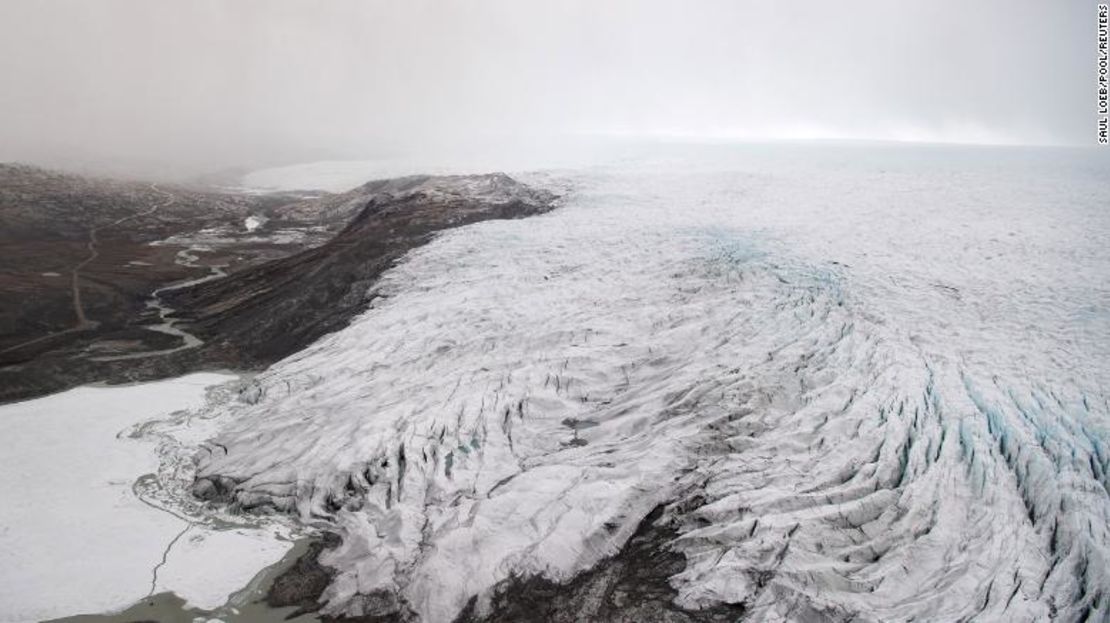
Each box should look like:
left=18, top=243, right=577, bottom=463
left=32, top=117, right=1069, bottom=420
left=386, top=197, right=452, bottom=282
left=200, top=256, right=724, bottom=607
left=0, top=373, right=293, bottom=622
left=185, top=144, right=1109, bottom=621
left=153, top=527, right=290, bottom=610
left=152, top=223, right=330, bottom=248
left=237, top=138, right=652, bottom=193
left=244, top=215, right=265, bottom=232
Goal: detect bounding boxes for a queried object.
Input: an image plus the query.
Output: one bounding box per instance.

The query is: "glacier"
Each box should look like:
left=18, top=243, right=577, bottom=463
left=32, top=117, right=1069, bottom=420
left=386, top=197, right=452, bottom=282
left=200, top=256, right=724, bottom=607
left=179, top=144, right=1108, bottom=621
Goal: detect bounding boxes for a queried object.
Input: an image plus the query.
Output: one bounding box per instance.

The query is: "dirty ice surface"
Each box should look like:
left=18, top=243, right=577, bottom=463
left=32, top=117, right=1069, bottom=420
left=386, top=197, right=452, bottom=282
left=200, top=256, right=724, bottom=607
left=0, top=373, right=293, bottom=623
left=195, top=144, right=1108, bottom=621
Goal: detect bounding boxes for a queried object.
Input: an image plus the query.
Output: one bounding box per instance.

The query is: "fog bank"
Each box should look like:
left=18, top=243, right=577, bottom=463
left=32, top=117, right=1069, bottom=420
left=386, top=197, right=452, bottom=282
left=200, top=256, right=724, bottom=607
left=0, top=0, right=1094, bottom=178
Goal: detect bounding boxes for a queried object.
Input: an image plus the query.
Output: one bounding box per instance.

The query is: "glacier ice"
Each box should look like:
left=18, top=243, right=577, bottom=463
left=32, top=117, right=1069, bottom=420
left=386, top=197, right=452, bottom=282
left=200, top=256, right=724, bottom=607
left=181, top=146, right=1109, bottom=621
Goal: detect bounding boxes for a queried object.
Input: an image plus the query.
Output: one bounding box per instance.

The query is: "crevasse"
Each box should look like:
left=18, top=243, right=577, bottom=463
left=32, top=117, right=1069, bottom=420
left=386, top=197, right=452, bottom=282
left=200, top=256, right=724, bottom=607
left=179, top=147, right=1110, bottom=621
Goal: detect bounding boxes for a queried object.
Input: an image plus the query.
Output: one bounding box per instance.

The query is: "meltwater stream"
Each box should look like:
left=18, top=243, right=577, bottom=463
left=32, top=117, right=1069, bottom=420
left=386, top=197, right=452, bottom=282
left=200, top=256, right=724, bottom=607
left=178, top=145, right=1109, bottom=622
left=93, top=246, right=225, bottom=362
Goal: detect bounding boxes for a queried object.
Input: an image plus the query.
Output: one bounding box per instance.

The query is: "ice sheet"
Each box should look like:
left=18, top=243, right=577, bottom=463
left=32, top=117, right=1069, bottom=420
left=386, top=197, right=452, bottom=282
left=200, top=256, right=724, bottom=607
left=195, top=144, right=1110, bottom=621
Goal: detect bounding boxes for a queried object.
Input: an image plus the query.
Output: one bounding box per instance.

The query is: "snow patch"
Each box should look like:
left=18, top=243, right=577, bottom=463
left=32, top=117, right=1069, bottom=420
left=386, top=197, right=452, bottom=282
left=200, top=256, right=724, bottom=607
left=244, top=215, right=265, bottom=232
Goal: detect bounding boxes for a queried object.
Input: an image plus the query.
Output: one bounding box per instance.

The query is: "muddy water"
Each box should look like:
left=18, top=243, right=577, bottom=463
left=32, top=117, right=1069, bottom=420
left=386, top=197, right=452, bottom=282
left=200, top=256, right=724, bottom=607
left=48, top=538, right=321, bottom=623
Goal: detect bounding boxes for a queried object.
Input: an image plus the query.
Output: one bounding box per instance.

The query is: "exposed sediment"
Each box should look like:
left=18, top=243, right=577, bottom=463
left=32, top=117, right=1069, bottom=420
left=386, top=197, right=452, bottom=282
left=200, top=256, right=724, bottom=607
left=266, top=533, right=343, bottom=618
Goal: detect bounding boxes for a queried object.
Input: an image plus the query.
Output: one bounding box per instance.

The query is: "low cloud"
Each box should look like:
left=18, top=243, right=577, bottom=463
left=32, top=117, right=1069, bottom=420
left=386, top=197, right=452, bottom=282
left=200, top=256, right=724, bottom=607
left=0, top=0, right=1093, bottom=177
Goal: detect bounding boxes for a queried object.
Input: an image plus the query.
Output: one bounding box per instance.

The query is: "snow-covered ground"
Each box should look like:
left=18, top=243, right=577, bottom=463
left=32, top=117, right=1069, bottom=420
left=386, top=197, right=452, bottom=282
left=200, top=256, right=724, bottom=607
left=237, top=138, right=657, bottom=192
left=0, top=373, right=293, bottom=623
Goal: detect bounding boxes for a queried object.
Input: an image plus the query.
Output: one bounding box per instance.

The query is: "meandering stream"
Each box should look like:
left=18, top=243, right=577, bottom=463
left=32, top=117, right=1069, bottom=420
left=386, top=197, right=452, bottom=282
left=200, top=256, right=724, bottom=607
left=94, top=246, right=226, bottom=362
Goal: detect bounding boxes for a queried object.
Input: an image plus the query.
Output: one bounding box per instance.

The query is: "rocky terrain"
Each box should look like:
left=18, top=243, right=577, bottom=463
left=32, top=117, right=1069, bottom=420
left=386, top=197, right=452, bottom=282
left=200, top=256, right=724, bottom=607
left=0, top=165, right=556, bottom=402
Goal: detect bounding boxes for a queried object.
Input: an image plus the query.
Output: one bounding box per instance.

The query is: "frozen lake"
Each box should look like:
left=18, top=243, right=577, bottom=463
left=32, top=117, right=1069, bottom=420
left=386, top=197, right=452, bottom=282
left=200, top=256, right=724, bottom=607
left=0, top=373, right=293, bottom=622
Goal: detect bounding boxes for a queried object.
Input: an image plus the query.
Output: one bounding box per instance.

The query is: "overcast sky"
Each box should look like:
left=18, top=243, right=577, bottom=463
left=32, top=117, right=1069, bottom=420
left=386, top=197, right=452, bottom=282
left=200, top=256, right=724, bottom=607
left=0, top=0, right=1095, bottom=177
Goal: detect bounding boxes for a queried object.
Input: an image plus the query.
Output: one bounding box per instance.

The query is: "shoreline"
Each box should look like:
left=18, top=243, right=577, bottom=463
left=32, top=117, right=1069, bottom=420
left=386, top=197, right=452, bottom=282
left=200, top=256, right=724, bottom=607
left=49, top=537, right=321, bottom=623
left=0, top=372, right=295, bottom=622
